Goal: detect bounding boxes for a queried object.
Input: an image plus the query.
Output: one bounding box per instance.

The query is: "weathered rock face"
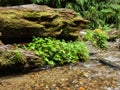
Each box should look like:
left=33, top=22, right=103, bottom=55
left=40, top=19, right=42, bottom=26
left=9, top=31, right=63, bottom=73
left=0, top=4, right=88, bottom=42
left=0, top=45, right=43, bottom=73
left=107, top=30, right=120, bottom=41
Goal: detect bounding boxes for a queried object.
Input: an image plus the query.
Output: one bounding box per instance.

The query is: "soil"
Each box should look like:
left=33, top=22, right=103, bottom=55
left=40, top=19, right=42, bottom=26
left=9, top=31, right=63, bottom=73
left=0, top=40, right=120, bottom=90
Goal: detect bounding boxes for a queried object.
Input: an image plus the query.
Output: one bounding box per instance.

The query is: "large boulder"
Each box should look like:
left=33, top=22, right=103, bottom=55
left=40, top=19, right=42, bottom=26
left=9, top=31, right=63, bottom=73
left=0, top=4, right=88, bottom=42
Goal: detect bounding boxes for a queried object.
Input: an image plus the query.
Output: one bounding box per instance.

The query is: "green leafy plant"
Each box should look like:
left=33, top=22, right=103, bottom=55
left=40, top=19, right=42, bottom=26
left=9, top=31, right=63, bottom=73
left=66, top=0, right=120, bottom=29
left=23, top=37, right=89, bottom=66
left=93, top=29, right=109, bottom=49
left=13, top=50, right=25, bottom=64
left=83, top=30, right=94, bottom=42
left=83, top=29, right=109, bottom=49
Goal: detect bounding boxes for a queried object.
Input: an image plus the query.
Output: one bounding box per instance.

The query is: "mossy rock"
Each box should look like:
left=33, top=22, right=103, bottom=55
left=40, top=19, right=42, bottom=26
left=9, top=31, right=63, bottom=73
left=0, top=46, right=43, bottom=73
left=0, top=4, right=89, bottom=42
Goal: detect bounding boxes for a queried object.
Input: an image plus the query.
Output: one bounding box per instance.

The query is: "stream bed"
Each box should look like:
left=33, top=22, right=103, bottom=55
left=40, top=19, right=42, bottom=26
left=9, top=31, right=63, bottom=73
left=0, top=41, right=120, bottom=90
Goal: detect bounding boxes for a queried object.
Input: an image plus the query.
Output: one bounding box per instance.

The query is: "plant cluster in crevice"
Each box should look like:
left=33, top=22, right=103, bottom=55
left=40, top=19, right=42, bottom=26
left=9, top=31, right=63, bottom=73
left=83, top=29, right=109, bottom=49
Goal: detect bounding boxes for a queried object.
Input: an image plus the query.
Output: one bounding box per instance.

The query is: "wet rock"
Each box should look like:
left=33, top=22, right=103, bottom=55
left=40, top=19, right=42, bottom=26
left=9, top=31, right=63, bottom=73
left=91, top=50, right=120, bottom=70
left=99, top=56, right=120, bottom=70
